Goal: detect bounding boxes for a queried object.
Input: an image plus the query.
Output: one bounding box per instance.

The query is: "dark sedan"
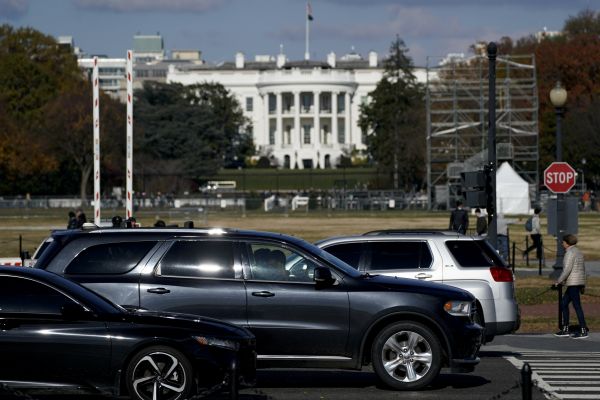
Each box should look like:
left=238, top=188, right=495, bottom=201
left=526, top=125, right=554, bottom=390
left=0, top=267, right=256, bottom=400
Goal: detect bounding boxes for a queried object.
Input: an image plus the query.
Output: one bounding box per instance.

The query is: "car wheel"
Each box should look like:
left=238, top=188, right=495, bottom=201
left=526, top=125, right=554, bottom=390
left=371, top=322, right=442, bottom=390
left=126, top=345, right=193, bottom=400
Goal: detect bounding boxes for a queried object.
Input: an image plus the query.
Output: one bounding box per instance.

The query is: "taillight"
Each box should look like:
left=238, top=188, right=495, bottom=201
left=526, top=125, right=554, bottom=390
left=490, top=266, right=513, bottom=282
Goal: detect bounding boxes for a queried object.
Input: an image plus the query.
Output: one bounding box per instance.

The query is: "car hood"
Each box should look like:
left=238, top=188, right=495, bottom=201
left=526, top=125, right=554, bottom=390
left=358, top=274, right=474, bottom=301
left=122, top=308, right=254, bottom=339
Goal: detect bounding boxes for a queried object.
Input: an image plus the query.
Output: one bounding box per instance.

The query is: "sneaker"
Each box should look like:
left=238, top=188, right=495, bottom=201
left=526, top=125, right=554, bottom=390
left=571, top=328, right=589, bottom=339
left=554, top=327, right=570, bottom=337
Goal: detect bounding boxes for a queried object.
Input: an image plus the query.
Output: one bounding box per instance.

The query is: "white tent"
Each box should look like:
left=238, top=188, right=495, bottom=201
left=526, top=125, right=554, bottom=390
left=496, top=161, right=530, bottom=215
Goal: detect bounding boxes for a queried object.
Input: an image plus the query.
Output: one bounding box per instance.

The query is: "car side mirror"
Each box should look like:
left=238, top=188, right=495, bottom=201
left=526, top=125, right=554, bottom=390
left=61, top=303, right=90, bottom=320
left=313, top=267, right=334, bottom=287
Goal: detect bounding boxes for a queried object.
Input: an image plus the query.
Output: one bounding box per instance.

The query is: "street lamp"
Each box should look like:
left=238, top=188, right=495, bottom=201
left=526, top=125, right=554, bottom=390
left=549, top=81, right=567, bottom=278
left=581, top=158, right=587, bottom=193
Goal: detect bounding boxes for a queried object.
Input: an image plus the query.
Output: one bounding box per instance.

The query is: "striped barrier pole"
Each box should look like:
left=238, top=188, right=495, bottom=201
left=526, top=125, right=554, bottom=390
left=93, top=57, right=101, bottom=225
left=126, top=50, right=134, bottom=220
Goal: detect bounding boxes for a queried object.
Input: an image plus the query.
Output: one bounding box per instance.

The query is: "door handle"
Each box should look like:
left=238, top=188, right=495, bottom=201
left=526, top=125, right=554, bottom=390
left=147, top=287, right=171, bottom=294
left=415, top=273, right=432, bottom=280
left=252, top=291, right=275, bottom=297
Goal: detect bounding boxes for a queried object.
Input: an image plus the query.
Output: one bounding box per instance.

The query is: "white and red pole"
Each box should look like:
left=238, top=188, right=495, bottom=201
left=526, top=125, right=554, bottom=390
left=126, top=50, right=134, bottom=219
left=92, top=57, right=101, bottom=225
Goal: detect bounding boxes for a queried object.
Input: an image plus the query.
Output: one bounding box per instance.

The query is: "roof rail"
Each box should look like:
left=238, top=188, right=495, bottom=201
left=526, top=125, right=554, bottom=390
left=362, top=229, right=458, bottom=236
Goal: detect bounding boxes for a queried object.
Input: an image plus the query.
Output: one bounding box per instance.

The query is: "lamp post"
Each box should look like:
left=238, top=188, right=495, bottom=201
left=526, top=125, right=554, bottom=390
left=549, top=81, right=567, bottom=278
left=581, top=158, right=587, bottom=192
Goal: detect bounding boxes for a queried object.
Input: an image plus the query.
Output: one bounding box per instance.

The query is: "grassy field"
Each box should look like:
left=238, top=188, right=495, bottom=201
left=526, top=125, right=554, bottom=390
left=2, top=207, right=599, bottom=334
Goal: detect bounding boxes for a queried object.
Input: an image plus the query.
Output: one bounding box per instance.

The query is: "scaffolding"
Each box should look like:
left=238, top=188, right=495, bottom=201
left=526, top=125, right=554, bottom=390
left=426, top=54, right=539, bottom=209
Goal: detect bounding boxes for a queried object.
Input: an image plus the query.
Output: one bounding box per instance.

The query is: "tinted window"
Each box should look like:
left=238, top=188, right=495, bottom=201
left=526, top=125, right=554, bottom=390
left=158, top=241, right=236, bottom=279
left=65, top=241, right=156, bottom=274
left=0, top=276, right=75, bottom=314
left=323, top=243, right=361, bottom=269
left=248, top=243, right=317, bottom=283
left=369, top=241, right=432, bottom=270
left=446, top=240, right=505, bottom=267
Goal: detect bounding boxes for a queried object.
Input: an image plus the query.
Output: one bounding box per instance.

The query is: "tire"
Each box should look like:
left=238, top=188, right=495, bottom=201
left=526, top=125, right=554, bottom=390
left=371, top=322, right=442, bottom=390
left=126, top=345, right=193, bottom=400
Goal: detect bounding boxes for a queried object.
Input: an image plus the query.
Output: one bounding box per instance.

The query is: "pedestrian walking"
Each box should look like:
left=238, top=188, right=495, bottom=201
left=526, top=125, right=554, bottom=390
left=554, top=234, right=588, bottom=339
left=523, top=207, right=542, bottom=260
left=67, top=211, right=77, bottom=229
left=475, top=208, right=487, bottom=236
left=449, top=200, right=469, bottom=234
left=75, top=208, right=87, bottom=228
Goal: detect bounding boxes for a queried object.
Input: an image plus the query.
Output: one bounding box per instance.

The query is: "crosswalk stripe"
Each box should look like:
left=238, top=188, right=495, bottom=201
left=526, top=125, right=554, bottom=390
left=504, top=351, right=600, bottom=400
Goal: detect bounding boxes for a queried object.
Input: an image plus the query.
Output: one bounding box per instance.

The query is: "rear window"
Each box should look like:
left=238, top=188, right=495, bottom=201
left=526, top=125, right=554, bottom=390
left=445, top=240, right=506, bottom=267
left=65, top=241, right=157, bottom=274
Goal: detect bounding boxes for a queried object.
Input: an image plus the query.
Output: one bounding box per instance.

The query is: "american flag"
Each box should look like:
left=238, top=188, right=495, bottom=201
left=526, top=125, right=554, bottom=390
left=307, top=2, right=313, bottom=21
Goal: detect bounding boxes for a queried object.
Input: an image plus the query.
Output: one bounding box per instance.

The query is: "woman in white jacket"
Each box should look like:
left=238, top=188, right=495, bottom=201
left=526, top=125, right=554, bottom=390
left=554, top=234, right=588, bottom=339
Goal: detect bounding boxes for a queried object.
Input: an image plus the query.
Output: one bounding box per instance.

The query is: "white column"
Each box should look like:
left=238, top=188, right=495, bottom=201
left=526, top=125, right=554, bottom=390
left=313, top=91, right=320, bottom=145
left=332, top=91, right=338, bottom=145
left=276, top=91, right=282, bottom=148
left=345, top=92, right=351, bottom=145
left=294, top=91, right=300, bottom=148
left=263, top=93, right=270, bottom=146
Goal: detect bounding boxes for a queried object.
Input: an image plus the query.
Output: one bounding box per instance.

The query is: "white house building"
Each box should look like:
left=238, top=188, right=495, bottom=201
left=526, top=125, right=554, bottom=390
left=168, top=51, right=393, bottom=169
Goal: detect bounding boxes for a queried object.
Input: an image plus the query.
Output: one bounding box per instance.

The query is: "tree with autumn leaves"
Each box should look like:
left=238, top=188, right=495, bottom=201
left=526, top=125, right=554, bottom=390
left=485, top=9, right=600, bottom=188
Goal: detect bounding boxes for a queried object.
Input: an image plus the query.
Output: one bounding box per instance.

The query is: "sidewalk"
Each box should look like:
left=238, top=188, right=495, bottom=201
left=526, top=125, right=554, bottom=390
left=515, top=260, right=600, bottom=277
left=485, top=332, right=600, bottom=353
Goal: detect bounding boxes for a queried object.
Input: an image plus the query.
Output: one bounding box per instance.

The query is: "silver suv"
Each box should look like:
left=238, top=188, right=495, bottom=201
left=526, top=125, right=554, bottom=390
left=316, top=230, right=520, bottom=342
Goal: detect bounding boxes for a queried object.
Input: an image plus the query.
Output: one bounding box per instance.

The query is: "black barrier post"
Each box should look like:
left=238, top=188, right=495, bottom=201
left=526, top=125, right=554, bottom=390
left=558, top=284, right=563, bottom=330
left=521, top=363, right=532, bottom=400
left=525, top=236, right=529, bottom=266
left=19, top=235, right=23, bottom=265
left=512, top=242, right=516, bottom=273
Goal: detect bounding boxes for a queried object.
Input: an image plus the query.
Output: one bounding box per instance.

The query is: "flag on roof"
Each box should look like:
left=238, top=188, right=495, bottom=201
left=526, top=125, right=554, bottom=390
left=307, top=2, right=314, bottom=21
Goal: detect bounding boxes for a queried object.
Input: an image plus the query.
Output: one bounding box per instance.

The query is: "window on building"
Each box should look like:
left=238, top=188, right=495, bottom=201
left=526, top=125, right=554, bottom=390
left=301, top=93, right=313, bottom=113
left=320, top=93, right=331, bottom=112
left=284, top=125, right=292, bottom=145
left=269, top=122, right=276, bottom=145
left=324, top=154, right=331, bottom=168
left=246, top=97, right=254, bottom=112
left=269, top=94, right=276, bottom=114
left=284, top=155, right=291, bottom=168
left=338, top=119, right=345, bottom=144
left=303, top=124, right=311, bottom=144
left=361, top=127, right=367, bottom=145
left=337, top=93, right=345, bottom=113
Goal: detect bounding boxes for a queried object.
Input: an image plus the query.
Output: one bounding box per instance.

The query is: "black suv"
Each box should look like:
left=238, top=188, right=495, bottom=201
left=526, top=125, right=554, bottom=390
left=35, top=227, right=483, bottom=390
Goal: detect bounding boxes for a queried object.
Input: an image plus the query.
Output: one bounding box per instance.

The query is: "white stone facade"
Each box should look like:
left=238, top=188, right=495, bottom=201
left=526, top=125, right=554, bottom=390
left=167, top=52, right=386, bottom=169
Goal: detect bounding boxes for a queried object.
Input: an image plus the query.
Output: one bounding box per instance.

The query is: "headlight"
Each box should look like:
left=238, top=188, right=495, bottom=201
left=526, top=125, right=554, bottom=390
left=194, top=336, right=240, bottom=351
left=444, top=300, right=471, bottom=317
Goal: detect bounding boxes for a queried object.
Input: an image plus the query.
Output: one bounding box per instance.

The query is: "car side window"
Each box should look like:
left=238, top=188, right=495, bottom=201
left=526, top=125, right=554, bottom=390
left=322, top=243, right=361, bottom=269
left=0, top=276, right=75, bottom=315
left=247, top=243, right=317, bottom=283
left=369, top=241, right=433, bottom=270
left=65, top=241, right=157, bottom=275
left=157, top=240, right=237, bottom=279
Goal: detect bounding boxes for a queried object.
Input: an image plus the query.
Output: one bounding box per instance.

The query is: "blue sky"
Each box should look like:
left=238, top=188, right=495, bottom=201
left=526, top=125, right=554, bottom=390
left=0, top=0, right=596, bottom=66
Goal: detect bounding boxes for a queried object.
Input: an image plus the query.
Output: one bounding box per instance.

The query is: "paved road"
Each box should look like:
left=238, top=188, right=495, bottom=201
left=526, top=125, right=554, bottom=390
left=487, top=333, right=600, bottom=400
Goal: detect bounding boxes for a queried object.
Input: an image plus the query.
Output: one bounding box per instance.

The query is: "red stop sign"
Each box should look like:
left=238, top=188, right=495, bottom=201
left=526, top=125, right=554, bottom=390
left=544, top=162, right=576, bottom=193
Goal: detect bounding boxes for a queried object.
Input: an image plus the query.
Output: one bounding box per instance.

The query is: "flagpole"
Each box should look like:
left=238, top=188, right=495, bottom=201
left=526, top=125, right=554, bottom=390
left=305, top=10, right=310, bottom=60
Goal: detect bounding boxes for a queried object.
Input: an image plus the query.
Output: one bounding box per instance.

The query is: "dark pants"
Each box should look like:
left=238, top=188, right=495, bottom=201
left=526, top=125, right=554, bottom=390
left=562, top=285, right=587, bottom=329
left=524, top=234, right=542, bottom=259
